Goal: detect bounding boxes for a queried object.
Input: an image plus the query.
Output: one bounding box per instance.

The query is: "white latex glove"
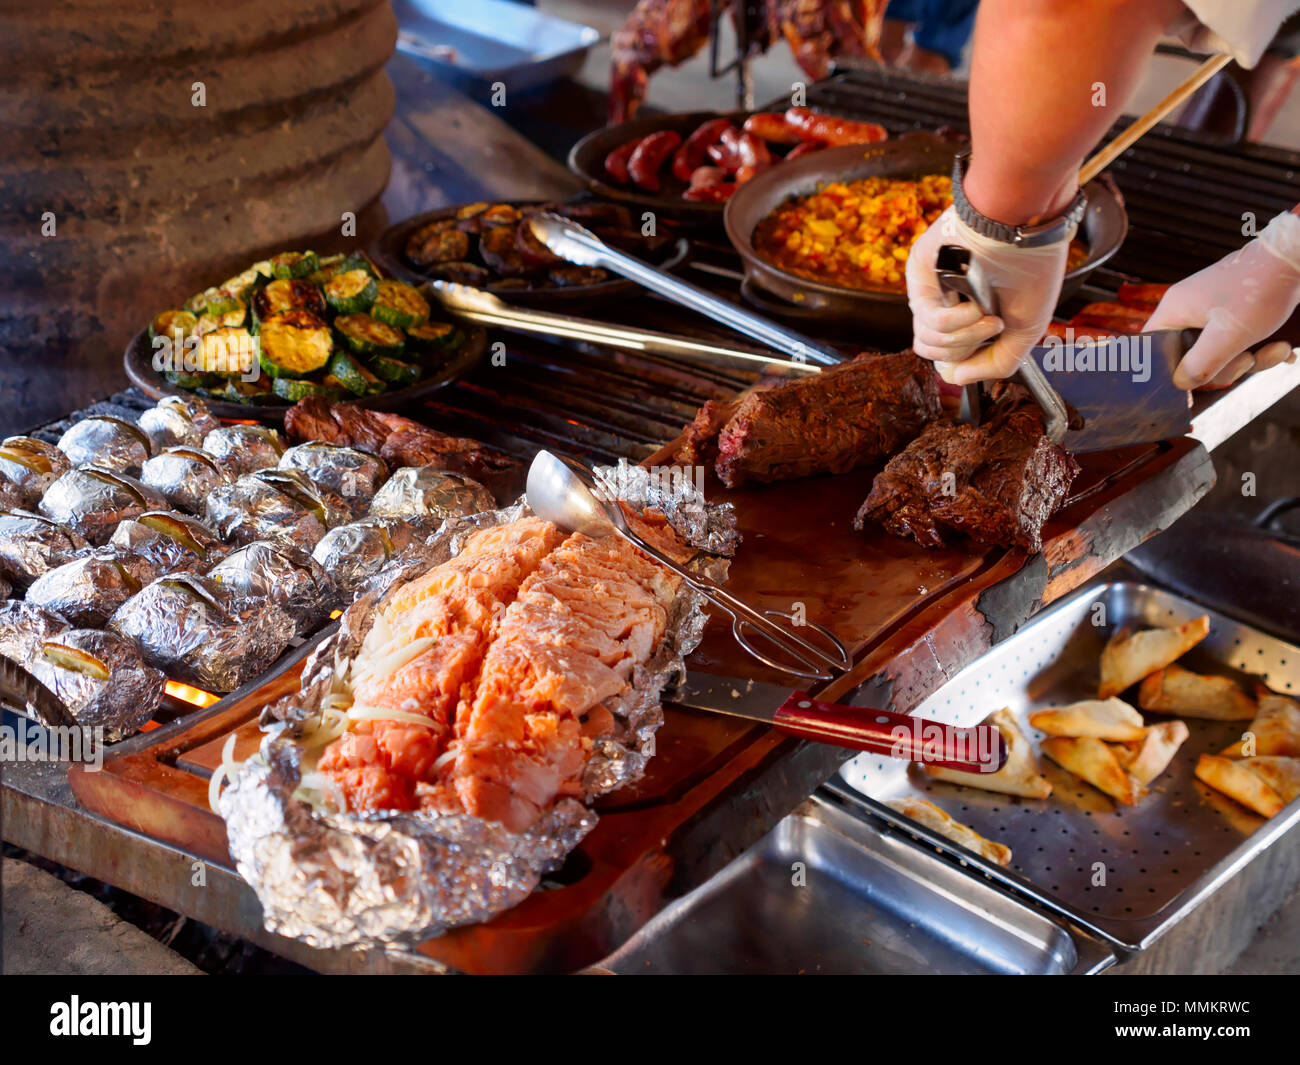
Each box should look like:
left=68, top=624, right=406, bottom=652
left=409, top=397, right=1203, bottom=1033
left=1144, top=211, right=1300, bottom=390
left=906, top=206, right=1073, bottom=384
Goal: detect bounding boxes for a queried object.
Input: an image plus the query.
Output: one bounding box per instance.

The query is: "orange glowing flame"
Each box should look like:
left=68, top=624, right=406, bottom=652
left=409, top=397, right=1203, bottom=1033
left=165, top=680, right=221, bottom=707
left=329, top=609, right=343, bottom=619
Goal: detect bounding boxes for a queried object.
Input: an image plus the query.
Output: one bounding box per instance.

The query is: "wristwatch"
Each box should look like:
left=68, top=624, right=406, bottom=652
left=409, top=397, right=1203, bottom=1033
left=951, top=150, right=1087, bottom=247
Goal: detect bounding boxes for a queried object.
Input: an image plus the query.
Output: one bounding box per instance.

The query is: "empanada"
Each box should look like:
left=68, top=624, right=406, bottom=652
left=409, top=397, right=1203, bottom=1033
left=1110, top=720, right=1188, bottom=787
left=1237, top=756, right=1300, bottom=803
left=1029, top=697, right=1145, bottom=741
left=887, top=797, right=1012, bottom=866
left=1221, top=690, right=1300, bottom=758
left=1041, top=736, right=1144, bottom=806
left=1138, top=664, right=1254, bottom=720
left=1098, top=616, right=1210, bottom=698
left=923, top=707, right=1052, bottom=798
left=1195, top=754, right=1285, bottom=817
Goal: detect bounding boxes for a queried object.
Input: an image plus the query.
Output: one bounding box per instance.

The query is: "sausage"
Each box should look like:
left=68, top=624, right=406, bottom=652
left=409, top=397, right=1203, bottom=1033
left=707, top=126, right=745, bottom=171
left=734, top=132, right=772, bottom=184
left=688, top=165, right=728, bottom=189
left=627, top=130, right=682, bottom=192
left=783, top=140, right=825, bottom=161
left=741, top=112, right=802, bottom=145
left=784, top=107, right=888, bottom=146
left=672, top=118, right=736, bottom=183
left=604, top=139, right=638, bottom=184
left=683, top=183, right=735, bottom=203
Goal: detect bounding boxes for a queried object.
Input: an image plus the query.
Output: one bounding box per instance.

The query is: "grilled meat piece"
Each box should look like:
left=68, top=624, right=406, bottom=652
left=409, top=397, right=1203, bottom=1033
left=769, top=0, right=885, bottom=81
left=284, top=398, right=525, bottom=503
left=609, top=0, right=713, bottom=123
left=682, top=351, right=941, bottom=488
left=854, top=388, right=1081, bottom=553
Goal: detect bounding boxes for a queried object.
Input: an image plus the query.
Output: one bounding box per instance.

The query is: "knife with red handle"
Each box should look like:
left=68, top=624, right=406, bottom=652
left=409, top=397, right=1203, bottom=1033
left=674, top=678, right=1007, bottom=774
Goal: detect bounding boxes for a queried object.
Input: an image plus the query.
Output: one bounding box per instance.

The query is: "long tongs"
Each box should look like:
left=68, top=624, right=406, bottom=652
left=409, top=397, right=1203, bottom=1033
left=528, top=213, right=844, bottom=368
left=425, top=280, right=820, bottom=376
left=526, top=450, right=851, bottom=680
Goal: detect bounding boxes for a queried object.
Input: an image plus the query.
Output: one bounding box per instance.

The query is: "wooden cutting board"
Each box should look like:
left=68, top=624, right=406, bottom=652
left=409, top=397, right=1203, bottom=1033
left=68, top=434, right=1213, bottom=973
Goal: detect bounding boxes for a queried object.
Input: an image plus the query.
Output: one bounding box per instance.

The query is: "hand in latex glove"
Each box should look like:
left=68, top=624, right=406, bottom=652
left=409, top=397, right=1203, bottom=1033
left=1145, top=211, right=1300, bottom=390
left=906, top=206, right=1072, bottom=384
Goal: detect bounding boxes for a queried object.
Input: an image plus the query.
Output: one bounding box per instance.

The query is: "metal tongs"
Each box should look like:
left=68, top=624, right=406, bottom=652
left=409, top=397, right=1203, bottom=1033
left=426, top=281, right=820, bottom=376
left=526, top=450, right=851, bottom=680
left=934, top=245, right=1070, bottom=443
left=528, top=213, right=844, bottom=368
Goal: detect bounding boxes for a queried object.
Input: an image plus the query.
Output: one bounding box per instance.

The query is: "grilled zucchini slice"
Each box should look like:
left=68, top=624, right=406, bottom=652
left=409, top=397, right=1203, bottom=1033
left=325, top=350, right=386, bottom=396
left=270, top=251, right=321, bottom=280
left=367, top=354, right=421, bottom=387
left=195, top=299, right=247, bottom=332
left=404, top=320, right=461, bottom=355
left=150, top=309, right=198, bottom=344
left=271, top=377, right=336, bottom=401
left=251, top=279, right=327, bottom=325
left=324, top=269, right=379, bottom=315
left=164, top=369, right=220, bottom=389
left=371, top=280, right=429, bottom=329
left=194, top=327, right=258, bottom=376
left=258, top=310, right=333, bottom=378
left=334, top=313, right=405, bottom=357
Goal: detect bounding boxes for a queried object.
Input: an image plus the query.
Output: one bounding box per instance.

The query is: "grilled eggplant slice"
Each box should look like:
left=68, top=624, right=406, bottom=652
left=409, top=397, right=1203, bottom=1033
left=430, top=261, right=491, bottom=287
left=324, top=269, right=379, bottom=315
left=251, top=278, right=327, bottom=323
left=258, top=310, right=333, bottom=378
left=371, top=280, right=430, bottom=329
left=478, top=224, right=530, bottom=276
left=407, top=222, right=471, bottom=267
left=270, top=250, right=321, bottom=280
left=334, top=313, right=404, bottom=357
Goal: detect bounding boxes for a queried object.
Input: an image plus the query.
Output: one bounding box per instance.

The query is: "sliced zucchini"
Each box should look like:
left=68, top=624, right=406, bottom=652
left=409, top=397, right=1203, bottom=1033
left=271, top=377, right=336, bottom=401
left=195, top=301, right=248, bottom=335
left=270, top=250, right=321, bottom=280
left=150, top=309, right=198, bottom=344
left=164, top=369, right=221, bottom=389
left=306, top=253, right=348, bottom=285
left=194, top=327, right=258, bottom=376
left=404, top=320, right=461, bottom=354
left=219, top=262, right=271, bottom=301
left=324, top=269, right=378, bottom=315
left=371, top=280, right=430, bottom=329
left=326, top=350, right=386, bottom=396
left=340, top=251, right=382, bottom=278
left=258, top=310, right=333, bottom=378
left=219, top=378, right=280, bottom=405
left=251, top=278, right=327, bottom=324
left=334, top=313, right=405, bottom=357
left=367, top=354, right=422, bottom=387
left=184, top=286, right=221, bottom=315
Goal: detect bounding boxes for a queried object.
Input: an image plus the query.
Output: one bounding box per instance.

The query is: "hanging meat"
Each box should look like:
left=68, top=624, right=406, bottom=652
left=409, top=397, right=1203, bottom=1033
left=609, top=0, right=888, bottom=123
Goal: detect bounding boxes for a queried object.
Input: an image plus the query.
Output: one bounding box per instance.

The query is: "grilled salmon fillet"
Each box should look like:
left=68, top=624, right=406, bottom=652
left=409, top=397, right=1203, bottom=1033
left=317, top=515, right=686, bottom=830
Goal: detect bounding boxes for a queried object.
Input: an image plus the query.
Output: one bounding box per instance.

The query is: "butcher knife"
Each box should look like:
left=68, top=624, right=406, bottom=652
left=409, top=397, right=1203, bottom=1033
left=936, top=245, right=1194, bottom=452
left=671, top=672, right=1007, bottom=773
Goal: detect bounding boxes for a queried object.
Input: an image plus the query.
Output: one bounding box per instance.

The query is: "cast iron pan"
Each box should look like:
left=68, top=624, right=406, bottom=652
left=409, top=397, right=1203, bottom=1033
left=372, top=199, right=690, bottom=306
left=568, top=110, right=753, bottom=226
left=724, top=133, right=1129, bottom=336
left=123, top=325, right=488, bottom=423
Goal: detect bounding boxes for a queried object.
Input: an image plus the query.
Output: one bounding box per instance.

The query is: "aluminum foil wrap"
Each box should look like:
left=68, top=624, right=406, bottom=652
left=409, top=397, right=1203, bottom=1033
left=309, top=517, right=424, bottom=595
left=279, top=442, right=389, bottom=510
left=367, top=466, right=495, bottom=530
left=0, top=600, right=70, bottom=667
left=140, top=447, right=231, bottom=515
left=56, top=416, right=154, bottom=475
left=207, top=541, right=336, bottom=635
left=30, top=629, right=165, bottom=741
left=220, top=462, right=735, bottom=949
left=0, top=479, right=25, bottom=512
left=109, top=510, right=227, bottom=575
left=202, top=425, right=284, bottom=478
left=205, top=469, right=350, bottom=549
left=39, top=467, right=167, bottom=546
left=26, top=546, right=157, bottom=627
left=0, top=437, right=70, bottom=506
left=108, top=572, right=296, bottom=693
left=137, top=395, right=220, bottom=450
left=0, top=510, right=88, bottom=590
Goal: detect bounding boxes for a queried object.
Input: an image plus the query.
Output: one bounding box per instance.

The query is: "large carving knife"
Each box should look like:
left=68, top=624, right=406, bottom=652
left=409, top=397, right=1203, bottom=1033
left=935, top=245, right=1194, bottom=452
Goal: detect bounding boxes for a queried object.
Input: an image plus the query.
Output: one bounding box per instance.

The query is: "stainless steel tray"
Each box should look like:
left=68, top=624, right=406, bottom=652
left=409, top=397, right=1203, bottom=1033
left=595, top=796, right=1114, bottom=974
left=393, top=0, right=599, bottom=91
left=836, top=579, right=1300, bottom=951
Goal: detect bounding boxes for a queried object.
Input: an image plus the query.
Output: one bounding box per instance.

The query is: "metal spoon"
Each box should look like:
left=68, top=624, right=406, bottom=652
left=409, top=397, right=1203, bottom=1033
left=526, top=450, right=850, bottom=680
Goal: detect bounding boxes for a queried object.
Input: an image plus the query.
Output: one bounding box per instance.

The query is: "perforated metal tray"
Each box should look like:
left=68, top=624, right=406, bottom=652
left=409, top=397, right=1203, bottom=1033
left=836, top=579, right=1300, bottom=951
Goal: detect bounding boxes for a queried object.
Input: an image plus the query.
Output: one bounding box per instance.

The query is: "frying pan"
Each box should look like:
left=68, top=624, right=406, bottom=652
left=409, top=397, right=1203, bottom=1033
left=724, top=133, right=1129, bottom=336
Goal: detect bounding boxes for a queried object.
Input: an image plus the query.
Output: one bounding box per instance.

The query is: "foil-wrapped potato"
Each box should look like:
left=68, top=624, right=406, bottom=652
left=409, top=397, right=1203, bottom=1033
left=311, top=516, right=424, bottom=594
left=208, top=540, right=336, bottom=635
left=140, top=446, right=231, bottom=515
left=39, top=467, right=167, bottom=546
left=203, top=425, right=285, bottom=478
left=0, top=599, right=71, bottom=667
left=57, top=415, right=154, bottom=475
left=138, top=395, right=220, bottom=451
left=0, top=510, right=88, bottom=590
left=367, top=467, right=495, bottom=529
left=26, top=546, right=157, bottom=627
left=0, top=437, right=71, bottom=507
left=206, top=468, right=351, bottom=549
left=109, top=510, right=227, bottom=574
left=109, top=572, right=296, bottom=693
left=30, top=629, right=165, bottom=741
left=278, top=442, right=388, bottom=511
